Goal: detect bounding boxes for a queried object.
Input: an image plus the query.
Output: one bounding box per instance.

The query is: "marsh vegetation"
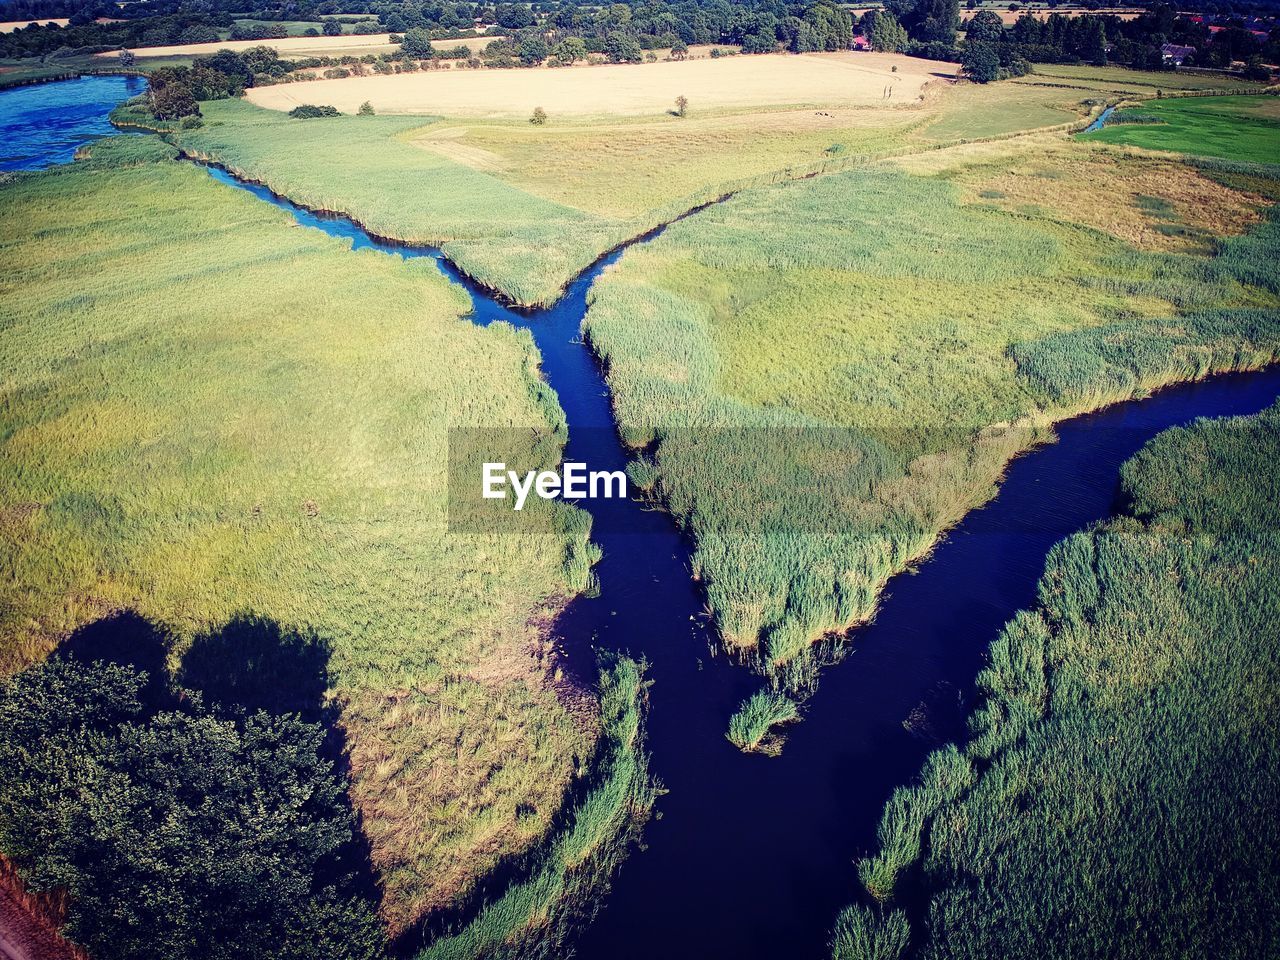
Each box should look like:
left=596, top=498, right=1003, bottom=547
left=584, top=118, right=1280, bottom=694
left=836, top=401, right=1280, bottom=959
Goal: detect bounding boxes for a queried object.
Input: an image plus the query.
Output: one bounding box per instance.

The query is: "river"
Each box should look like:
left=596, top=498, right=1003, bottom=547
left=0, top=75, right=145, bottom=171
left=4, top=79, right=1280, bottom=960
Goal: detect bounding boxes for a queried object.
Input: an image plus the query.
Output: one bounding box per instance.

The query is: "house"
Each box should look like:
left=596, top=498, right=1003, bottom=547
left=1161, top=42, right=1196, bottom=65
left=851, top=35, right=871, bottom=50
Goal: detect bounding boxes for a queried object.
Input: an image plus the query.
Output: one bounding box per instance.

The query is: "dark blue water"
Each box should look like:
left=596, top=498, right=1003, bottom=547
left=0, top=74, right=145, bottom=171
left=201, top=164, right=1280, bottom=960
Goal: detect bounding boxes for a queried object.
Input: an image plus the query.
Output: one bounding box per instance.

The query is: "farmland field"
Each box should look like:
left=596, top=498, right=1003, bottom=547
left=0, top=137, right=603, bottom=936
left=243, top=52, right=948, bottom=116
left=838, top=402, right=1280, bottom=960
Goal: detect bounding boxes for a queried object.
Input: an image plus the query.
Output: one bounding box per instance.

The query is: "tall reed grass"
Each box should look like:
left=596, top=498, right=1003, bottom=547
left=585, top=154, right=1280, bottom=693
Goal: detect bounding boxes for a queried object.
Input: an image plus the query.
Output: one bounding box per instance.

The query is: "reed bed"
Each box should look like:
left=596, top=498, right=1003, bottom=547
left=584, top=145, right=1280, bottom=691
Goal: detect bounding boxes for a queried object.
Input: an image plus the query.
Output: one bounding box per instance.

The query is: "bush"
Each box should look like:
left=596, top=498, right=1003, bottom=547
left=0, top=656, right=387, bottom=960
left=726, top=689, right=798, bottom=753
left=530, top=105, right=547, bottom=125
left=289, top=104, right=342, bottom=118
left=358, top=100, right=375, bottom=115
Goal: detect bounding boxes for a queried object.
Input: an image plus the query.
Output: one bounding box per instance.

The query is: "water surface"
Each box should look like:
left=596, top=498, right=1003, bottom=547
left=0, top=74, right=145, bottom=171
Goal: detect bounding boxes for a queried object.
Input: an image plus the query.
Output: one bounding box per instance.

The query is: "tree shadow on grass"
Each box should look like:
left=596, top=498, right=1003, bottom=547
left=56, top=609, right=384, bottom=910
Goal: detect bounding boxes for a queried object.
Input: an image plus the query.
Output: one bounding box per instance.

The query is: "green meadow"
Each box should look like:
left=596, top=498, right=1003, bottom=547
left=0, top=138, right=603, bottom=935
left=1082, top=95, right=1280, bottom=165
left=584, top=129, right=1280, bottom=689
left=838, top=401, right=1280, bottom=960
left=101, top=62, right=1232, bottom=306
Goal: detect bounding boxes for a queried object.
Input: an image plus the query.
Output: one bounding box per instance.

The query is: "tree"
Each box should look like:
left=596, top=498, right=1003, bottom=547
left=552, top=36, right=587, bottom=63
left=867, top=10, right=909, bottom=52
left=965, top=9, right=1003, bottom=43
left=400, top=27, right=434, bottom=59
left=670, top=38, right=688, bottom=60
left=961, top=38, right=1000, bottom=81
left=530, top=105, right=547, bottom=124
left=604, top=30, right=643, bottom=63
left=118, top=48, right=136, bottom=67
left=675, top=94, right=688, bottom=116
left=322, top=18, right=342, bottom=36
left=0, top=657, right=386, bottom=960
left=150, top=83, right=200, bottom=119
left=518, top=33, right=550, bottom=65
left=358, top=100, right=375, bottom=115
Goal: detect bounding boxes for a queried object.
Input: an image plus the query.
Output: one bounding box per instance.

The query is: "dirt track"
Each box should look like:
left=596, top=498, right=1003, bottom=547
left=0, top=882, right=77, bottom=960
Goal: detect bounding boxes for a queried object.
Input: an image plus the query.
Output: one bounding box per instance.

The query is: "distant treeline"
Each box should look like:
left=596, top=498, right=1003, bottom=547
left=4, top=0, right=1277, bottom=76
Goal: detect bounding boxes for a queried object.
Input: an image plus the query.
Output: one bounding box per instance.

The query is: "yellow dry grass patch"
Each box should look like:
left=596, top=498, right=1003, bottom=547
left=245, top=51, right=951, bottom=118
left=410, top=105, right=929, bottom=216
left=957, top=143, right=1266, bottom=252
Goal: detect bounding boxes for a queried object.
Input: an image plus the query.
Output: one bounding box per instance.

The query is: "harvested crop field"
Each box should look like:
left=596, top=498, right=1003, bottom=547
left=243, top=52, right=952, bottom=117
left=91, top=32, right=475, bottom=58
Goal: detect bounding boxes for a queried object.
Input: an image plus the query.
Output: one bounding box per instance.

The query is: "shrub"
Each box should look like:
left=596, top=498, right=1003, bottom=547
left=530, top=106, right=548, bottom=125
left=358, top=100, right=375, bottom=115
left=726, top=689, right=798, bottom=753
left=289, top=104, right=342, bottom=118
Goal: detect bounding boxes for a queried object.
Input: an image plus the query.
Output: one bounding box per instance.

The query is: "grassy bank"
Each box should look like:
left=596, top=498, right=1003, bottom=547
left=583, top=127, right=1280, bottom=689
left=0, top=137, right=598, bottom=935
left=837, top=400, right=1280, bottom=960
left=419, top=655, right=657, bottom=960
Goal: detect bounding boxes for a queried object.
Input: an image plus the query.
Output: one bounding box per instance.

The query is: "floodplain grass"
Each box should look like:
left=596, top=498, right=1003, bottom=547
left=121, top=60, right=1130, bottom=304
left=1082, top=95, right=1280, bottom=165
left=839, top=402, right=1280, bottom=960
left=0, top=139, right=601, bottom=937
left=583, top=138, right=1280, bottom=687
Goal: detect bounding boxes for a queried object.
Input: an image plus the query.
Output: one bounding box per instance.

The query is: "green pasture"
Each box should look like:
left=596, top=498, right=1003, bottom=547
left=1082, top=95, right=1280, bottom=165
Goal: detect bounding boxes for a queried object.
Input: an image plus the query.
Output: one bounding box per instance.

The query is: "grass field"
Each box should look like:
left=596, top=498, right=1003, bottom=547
left=1082, top=95, right=1280, bottom=165
left=839, top=402, right=1280, bottom=960
left=243, top=52, right=947, bottom=117
left=582, top=126, right=1280, bottom=684
left=0, top=138, right=602, bottom=936
left=134, top=59, right=1170, bottom=305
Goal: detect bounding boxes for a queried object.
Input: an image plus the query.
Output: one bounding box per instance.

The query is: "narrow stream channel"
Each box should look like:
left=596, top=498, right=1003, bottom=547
left=201, top=167, right=1280, bottom=960
left=4, top=79, right=1279, bottom=960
